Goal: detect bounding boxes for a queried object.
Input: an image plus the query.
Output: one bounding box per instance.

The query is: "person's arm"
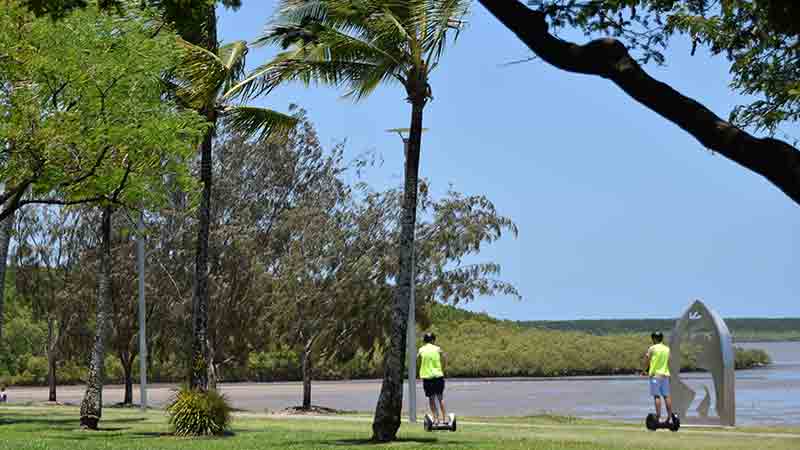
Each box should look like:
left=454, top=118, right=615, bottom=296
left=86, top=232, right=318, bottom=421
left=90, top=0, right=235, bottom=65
left=642, top=349, right=651, bottom=376
left=440, top=349, right=446, bottom=374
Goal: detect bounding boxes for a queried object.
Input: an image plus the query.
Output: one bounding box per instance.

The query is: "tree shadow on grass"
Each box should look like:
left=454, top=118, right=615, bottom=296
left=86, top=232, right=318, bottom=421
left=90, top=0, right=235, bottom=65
left=1, top=415, right=146, bottom=427
left=130, top=429, right=237, bottom=439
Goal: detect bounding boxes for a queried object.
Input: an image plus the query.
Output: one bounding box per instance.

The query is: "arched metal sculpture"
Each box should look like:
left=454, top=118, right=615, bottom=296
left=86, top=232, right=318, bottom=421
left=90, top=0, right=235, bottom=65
left=668, top=300, right=736, bottom=426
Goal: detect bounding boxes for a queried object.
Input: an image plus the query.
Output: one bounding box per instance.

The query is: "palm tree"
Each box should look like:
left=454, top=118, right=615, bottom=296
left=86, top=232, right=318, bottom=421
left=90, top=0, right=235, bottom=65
left=234, top=0, right=469, bottom=441
left=0, top=210, right=12, bottom=341
left=80, top=206, right=113, bottom=430
left=176, top=19, right=298, bottom=391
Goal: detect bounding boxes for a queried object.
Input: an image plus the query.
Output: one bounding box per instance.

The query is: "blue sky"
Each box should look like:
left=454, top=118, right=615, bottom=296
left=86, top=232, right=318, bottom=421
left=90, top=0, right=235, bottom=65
left=217, top=1, right=799, bottom=321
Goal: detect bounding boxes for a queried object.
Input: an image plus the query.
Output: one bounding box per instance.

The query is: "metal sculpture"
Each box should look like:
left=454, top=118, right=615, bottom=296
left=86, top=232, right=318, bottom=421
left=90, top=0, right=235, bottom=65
left=669, top=300, right=736, bottom=426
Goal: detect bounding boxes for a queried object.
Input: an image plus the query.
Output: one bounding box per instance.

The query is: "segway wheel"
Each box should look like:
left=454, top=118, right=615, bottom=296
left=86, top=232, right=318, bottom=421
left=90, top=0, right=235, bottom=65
left=450, top=414, right=457, bottom=432
left=645, top=413, right=658, bottom=431
left=670, top=414, right=680, bottom=432
left=423, top=414, right=433, bottom=432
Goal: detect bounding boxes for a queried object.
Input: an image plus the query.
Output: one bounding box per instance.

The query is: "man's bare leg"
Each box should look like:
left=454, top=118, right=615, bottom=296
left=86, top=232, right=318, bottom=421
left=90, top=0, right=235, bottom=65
left=428, top=397, right=440, bottom=423
left=437, top=395, right=448, bottom=423
left=654, top=396, right=662, bottom=421
left=665, top=395, right=673, bottom=421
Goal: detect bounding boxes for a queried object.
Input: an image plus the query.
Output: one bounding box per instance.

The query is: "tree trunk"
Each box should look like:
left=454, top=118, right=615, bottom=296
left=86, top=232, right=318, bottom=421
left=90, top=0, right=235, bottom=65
left=301, top=343, right=312, bottom=410
left=207, top=339, right=217, bottom=392
left=0, top=209, right=13, bottom=341
left=477, top=0, right=800, bottom=207
left=121, top=354, right=133, bottom=405
left=80, top=206, right=113, bottom=429
left=48, top=354, right=57, bottom=403
left=47, top=318, right=58, bottom=402
left=189, top=5, right=219, bottom=392
left=372, top=98, right=426, bottom=442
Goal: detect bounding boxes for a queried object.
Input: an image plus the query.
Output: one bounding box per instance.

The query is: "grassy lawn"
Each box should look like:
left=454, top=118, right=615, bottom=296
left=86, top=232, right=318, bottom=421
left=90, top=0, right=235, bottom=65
left=0, top=405, right=798, bottom=450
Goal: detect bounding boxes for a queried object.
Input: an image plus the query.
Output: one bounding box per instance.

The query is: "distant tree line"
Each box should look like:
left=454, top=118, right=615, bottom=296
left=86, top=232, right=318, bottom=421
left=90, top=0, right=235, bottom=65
left=519, top=318, right=800, bottom=341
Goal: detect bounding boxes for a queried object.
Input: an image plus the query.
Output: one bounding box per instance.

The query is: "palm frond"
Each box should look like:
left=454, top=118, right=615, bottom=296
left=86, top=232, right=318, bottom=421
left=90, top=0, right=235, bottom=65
left=219, top=40, right=249, bottom=87
left=228, top=45, right=398, bottom=101
left=222, top=105, right=298, bottom=142
left=240, top=0, right=469, bottom=104
left=175, top=38, right=227, bottom=109
left=418, top=0, right=470, bottom=69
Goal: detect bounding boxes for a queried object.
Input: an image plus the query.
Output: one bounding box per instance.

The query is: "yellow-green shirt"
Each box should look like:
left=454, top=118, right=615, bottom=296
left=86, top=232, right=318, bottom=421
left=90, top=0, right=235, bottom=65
left=418, top=344, right=444, bottom=379
left=647, top=343, right=670, bottom=377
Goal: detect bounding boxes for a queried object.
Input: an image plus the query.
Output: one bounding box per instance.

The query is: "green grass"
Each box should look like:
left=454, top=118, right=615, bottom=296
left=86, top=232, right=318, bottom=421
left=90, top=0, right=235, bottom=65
left=1, top=405, right=799, bottom=450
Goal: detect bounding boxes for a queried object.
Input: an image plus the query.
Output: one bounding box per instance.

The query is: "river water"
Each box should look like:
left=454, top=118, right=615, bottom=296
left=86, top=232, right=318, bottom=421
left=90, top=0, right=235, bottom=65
left=428, top=341, right=800, bottom=426
left=6, top=342, right=799, bottom=427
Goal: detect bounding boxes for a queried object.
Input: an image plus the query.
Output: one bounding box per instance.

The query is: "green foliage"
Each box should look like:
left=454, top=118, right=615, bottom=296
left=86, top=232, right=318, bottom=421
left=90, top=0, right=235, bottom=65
left=59, top=360, right=88, bottom=384
left=0, top=1, right=206, bottom=216
left=22, top=355, right=48, bottom=384
left=529, top=0, right=800, bottom=133
left=664, top=0, right=800, bottom=132
left=240, top=0, right=470, bottom=101
left=247, top=349, right=301, bottom=382
left=734, top=347, right=771, bottom=369
left=174, top=35, right=296, bottom=143
left=104, top=355, right=124, bottom=383
left=426, top=304, right=771, bottom=377
left=166, top=387, right=233, bottom=436
left=0, top=303, right=47, bottom=377
left=519, top=318, right=800, bottom=342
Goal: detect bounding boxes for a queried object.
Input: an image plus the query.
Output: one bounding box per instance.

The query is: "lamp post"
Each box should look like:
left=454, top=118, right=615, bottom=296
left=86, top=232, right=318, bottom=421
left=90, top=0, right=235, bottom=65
left=386, top=127, right=427, bottom=424
left=136, top=210, right=148, bottom=410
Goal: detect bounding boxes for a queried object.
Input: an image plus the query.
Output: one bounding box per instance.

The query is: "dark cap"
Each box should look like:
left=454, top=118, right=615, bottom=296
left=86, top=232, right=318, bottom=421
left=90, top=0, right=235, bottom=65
left=651, top=331, right=664, bottom=342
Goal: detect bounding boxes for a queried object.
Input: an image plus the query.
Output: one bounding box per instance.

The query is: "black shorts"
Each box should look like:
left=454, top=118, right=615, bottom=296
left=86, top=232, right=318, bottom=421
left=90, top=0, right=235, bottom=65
left=422, top=377, right=445, bottom=398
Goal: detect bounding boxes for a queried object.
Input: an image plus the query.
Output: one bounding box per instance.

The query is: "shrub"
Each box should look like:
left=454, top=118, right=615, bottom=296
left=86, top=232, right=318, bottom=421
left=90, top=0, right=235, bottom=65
left=59, top=361, right=87, bottom=384
left=247, top=348, right=300, bottom=381
left=104, top=355, right=124, bottom=383
left=734, top=347, right=771, bottom=369
left=22, top=356, right=48, bottom=385
left=166, top=387, right=232, bottom=436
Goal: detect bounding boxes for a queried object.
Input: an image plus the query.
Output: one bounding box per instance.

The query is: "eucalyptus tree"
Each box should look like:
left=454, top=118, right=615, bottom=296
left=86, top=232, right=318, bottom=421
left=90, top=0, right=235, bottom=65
left=478, top=0, right=800, bottom=206
left=203, top=112, right=346, bottom=389
left=270, top=180, right=519, bottom=412
left=237, top=0, right=471, bottom=439
left=269, top=171, right=391, bottom=411
left=13, top=206, right=91, bottom=402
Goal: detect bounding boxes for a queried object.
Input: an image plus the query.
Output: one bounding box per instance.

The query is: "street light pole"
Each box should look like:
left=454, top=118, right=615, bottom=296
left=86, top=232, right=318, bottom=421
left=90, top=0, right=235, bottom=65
left=404, top=137, right=417, bottom=424
left=387, top=128, right=427, bottom=424
left=136, top=210, right=148, bottom=410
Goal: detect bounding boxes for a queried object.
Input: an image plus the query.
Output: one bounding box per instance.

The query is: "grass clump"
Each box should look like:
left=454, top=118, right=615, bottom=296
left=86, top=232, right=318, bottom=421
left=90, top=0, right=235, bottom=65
left=166, top=387, right=232, bottom=436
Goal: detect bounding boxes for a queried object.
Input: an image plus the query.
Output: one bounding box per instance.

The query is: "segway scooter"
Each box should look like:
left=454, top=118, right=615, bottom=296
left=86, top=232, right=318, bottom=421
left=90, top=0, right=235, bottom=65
left=645, top=413, right=680, bottom=431
left=423, top=413, right=457, bottom=432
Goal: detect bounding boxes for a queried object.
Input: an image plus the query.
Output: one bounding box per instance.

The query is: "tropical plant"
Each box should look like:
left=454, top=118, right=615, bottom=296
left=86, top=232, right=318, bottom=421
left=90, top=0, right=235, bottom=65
left=238, top=0, right=471, bottom=440
left=173, top=9, right=297, bottom=392
left=166, top=386, right=233, bottom=436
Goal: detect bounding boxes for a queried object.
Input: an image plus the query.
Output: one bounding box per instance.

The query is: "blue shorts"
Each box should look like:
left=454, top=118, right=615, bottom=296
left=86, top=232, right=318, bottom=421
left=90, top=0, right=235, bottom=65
left=649, top=376, right=670, bottom=397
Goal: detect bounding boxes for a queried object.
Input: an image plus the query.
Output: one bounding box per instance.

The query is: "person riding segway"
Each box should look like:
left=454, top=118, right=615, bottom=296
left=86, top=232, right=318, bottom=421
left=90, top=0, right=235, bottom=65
left=418, top=332, right=456, bottom=431
left=643, top=331, right=679, bottom=431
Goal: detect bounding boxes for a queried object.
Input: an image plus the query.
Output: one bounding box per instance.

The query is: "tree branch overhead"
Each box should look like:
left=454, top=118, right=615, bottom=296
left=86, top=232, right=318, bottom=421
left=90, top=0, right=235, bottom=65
left=478, top=0, right=800, bottom=206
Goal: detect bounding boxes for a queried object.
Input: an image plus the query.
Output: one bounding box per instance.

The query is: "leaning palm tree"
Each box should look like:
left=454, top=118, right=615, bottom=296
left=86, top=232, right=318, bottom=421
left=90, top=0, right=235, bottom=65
left=232, top=0, right=469, bottom=441
left=176, top=36, right=297, bottom=392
